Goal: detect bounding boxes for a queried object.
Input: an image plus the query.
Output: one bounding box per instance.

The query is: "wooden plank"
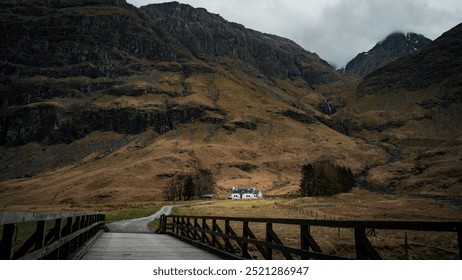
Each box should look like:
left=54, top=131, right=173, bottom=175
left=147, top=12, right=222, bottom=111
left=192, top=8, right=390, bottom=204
left=167, top=215, right=462, bottom=232
left=225, top=221, right=244, bottom=253
left=242, top=223, right=267, bottom=259
left=267, top=226, right=293, bottom=260
left=13, top=232, right=39, bottom=259
left=300, top=225, right=322, bottom=253
left=354, top=228, right=381, bottom=260
left=194, top=218, right=201, bottom=240
left=212, top=219, right=224, bottom=249
left=0, top=224, right=17, bottom=260
left=200, top=218, right=206, bottom=243
left=184, top=227, right=345, bottom=260
left=0, top=212, right=103, bottom=225
left=186, top=218, right=195, bottom=239
left=84, top=232, right=223, bottom=260
left=201, top=219, right=212, bottom=245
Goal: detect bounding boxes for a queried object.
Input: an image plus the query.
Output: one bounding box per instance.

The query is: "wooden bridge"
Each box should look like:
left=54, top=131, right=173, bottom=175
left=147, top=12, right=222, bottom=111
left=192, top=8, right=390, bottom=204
left=1, top=211, right=461, bottom=260
left=0, top=211, right=220, bottom=260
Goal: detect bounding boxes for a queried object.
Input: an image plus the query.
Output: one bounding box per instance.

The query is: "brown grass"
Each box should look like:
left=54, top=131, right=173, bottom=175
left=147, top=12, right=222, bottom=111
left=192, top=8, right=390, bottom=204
left=171, top=190, right=461, bottom=259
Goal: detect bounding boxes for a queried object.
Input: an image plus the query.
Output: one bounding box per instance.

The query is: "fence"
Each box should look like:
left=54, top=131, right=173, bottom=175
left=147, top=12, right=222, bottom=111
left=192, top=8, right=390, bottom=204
left=157, top=214, right=462, bottom=260
left=274, top=202, right=339, bottom=220
left=0, top=212, right=105, bottom=260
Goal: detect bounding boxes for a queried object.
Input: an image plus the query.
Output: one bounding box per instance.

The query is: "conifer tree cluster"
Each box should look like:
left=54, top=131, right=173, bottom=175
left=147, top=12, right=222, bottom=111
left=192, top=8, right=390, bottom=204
left=162, top=169, right=216, bottom=201
left=299, top=161, right=355, bottom=197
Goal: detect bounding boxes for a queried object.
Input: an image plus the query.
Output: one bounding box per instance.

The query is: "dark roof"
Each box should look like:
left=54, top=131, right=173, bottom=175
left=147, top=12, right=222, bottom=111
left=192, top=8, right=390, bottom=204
left=231, top=188, right=260, bottom=194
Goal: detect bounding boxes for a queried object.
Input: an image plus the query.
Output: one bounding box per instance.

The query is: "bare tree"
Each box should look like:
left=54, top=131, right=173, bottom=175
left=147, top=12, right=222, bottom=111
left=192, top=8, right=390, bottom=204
left=162, top=170, right=217, bottom=201
left=162, top=175, right=184, bottom=201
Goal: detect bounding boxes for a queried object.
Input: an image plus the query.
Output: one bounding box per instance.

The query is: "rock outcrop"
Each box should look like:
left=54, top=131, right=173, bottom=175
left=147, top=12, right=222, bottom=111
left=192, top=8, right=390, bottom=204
left=141, top=2, right=340, bottom=87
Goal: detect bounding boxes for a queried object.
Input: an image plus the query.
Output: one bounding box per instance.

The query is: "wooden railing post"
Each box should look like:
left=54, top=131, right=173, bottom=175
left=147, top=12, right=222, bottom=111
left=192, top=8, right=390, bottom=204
left=0, top=224, right=17, bottom=260
left=156, top=214, right=166, bottom=233
left=180, top=217, right=185, bottom=237
left=61, top=217, right=73, bottom=258
left=194, top=218, right=200, bottom=240
left=212, top=219, right=218, bottom=247
left=201, top=218, right=207, bottom=243
left=265, top=223, right=273, bottom=260
left=72, top=216, right=81, bottom=252
left=51, top=218, right=62, bottom=259
left=300, top=224, right=309, bottom=260
left=300, top=224, right=322, bottom=258
left=457, top=229, right=462, bottom=260
left=224, top=220, right=231, bottom=252
left=174, top=217, right=179, bottom=235
left=79, top=215, right=86, bottom=246
left=35, top=221, right=46, bottom=252
left=242, top=221, right=251, bottom=258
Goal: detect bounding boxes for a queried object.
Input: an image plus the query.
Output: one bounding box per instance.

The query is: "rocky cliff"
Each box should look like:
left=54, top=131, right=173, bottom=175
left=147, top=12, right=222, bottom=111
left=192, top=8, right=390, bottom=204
left=141, top=2, right=339, bottom=86
left=345, top=32, right=432, bottom=77
left=0, top=0, right=342, bottom=147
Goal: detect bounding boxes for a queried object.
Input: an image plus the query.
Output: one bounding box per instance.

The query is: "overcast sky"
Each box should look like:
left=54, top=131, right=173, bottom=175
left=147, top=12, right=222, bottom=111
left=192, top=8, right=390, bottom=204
left=128, top=0, right=462, bottom=68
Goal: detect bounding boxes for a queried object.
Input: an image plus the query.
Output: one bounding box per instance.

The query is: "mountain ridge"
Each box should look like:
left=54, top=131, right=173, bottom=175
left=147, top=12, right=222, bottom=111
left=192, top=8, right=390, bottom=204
left=0, top=0, right=460, bottom=205
left=345, top=32, right=432, bottom=77
left=338, top=23, right=462, bottom=196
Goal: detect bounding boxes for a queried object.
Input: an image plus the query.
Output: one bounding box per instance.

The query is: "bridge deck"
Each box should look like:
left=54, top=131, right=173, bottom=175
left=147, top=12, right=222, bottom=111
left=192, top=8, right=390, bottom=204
left=82, top=232, right=222, bottom=260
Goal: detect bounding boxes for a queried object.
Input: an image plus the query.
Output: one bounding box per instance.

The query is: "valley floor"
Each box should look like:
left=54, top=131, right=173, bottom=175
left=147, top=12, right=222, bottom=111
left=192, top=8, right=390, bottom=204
left=1, top=188, right=460, bottom=259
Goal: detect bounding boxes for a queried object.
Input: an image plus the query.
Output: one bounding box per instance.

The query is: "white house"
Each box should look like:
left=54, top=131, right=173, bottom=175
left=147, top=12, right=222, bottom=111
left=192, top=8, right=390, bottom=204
left=229, top=187, right=263, bottom=200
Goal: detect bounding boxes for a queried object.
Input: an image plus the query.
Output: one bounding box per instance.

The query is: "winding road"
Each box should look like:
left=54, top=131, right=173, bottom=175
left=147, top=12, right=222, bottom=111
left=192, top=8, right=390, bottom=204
left=106, top=205, right=174, bottom=233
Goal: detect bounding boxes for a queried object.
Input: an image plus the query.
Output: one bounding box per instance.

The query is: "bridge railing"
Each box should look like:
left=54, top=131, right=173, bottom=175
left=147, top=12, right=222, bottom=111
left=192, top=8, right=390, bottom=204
left=158, top=215, right=462, bottom=260
left=0, top=212, right=105, bottom=260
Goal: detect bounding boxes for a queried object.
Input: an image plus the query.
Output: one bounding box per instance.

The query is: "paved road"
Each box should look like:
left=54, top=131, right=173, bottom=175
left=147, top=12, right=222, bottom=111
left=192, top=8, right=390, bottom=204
left=82, top=205, right=222, bottom=260
left=106, top=205, right=174, bottom=233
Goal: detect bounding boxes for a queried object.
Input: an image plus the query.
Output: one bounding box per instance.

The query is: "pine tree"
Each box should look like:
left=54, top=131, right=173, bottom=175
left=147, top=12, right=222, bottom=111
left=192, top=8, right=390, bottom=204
left=299, top=161, right=355, bottom=197
left=299, top=163, right=314, bottom=196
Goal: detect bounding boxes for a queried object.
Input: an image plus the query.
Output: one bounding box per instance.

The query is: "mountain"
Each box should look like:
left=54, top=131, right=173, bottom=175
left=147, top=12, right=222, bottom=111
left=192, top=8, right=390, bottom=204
left=0, top=0, right=342, bottom=146
left=0, top=0, right=460, bottom=205
left=0, top=0, right=378, bottom=205
left=345, top=32, right=432, bottom=77
left=338, top=23, right=462, bottom=195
